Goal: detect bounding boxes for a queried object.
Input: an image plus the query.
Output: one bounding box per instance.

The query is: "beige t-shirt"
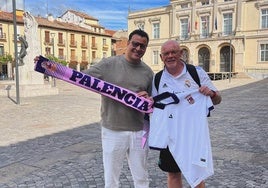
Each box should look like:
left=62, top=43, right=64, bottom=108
left=83, top=55, right=153, bottom=131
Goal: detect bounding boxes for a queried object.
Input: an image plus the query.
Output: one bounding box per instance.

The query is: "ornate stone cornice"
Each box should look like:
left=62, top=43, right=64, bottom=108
left=255, top=1, right=268, bottom=9
left=176, top=11, right=190, bottom=18
left=196, top=9, right=212, bottom=16
left=219, top=5, right=235, bottom=13
left=149, top=17, right=161, bottom=23
left=134, top=19, right=145, bottom=25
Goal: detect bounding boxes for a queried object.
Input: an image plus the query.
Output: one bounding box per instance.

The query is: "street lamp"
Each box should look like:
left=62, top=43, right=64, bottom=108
left=12, top=0, right=20, bottom=104
left=229, top=39, right=232, bottom=83
left=50, top=32, right=56, bottom=87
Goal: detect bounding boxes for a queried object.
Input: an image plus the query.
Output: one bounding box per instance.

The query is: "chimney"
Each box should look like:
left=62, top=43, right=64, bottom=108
left=47, top=13, right=54, bottom=22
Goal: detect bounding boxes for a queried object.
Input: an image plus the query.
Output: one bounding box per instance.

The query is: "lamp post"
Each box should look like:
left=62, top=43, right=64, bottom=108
left=229, top=38, right=232, bottom=83
left=12, top=0, right=20, bottom=104
left=50, top=32, right=56, bottom=87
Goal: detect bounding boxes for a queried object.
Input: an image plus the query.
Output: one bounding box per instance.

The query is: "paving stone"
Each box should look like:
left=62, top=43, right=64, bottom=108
left=0, top=78, right=267, bottom=187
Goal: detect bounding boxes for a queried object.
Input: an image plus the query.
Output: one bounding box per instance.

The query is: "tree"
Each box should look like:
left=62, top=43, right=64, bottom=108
left=46, top=55, right=68, bottom=66
left=0, top=54, right=13, bottom=64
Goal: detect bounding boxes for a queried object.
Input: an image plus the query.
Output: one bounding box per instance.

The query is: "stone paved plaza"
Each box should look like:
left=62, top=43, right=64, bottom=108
left=0, top=78, right=267, bottom=188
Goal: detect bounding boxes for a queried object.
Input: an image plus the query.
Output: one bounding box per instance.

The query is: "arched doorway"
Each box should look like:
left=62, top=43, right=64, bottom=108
left=220, top=46, right=233, bottom=72
left=181, top=48, right=189, bottom=63
left=198, top=47, right=210, bottom=72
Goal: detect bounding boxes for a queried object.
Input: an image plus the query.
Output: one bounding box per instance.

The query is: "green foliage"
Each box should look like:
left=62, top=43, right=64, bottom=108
left=46, top=55, right=68, bottom=66
left=0, top=54, right=13, bottom=63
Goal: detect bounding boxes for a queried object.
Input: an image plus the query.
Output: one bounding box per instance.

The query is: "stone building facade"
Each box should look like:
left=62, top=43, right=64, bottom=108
left=128, top=0, right=268, bottom=79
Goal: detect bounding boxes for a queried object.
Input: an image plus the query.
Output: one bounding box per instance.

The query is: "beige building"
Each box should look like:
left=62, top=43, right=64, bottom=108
left=0, top=9, right=113, bottom=79
left=128, top=0, right=268, bottom=79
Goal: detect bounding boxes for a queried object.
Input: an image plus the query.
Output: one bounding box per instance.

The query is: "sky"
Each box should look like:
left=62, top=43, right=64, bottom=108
left=0, top=0, right=170, bottom=30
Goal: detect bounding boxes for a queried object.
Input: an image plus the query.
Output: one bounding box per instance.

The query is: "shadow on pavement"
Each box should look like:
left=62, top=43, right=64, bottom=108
left=0, top=78, right=267, bottom=187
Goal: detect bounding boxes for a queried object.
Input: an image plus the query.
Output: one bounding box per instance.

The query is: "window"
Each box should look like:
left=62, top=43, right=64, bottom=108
left=260, top=44, right=268, bottom=61
left=261, top=9, right=268, bottom=29
left=153, top=51, right=159, bottom=65
left=180, top=18, right=189, bottom=40
left=103, top=52, right=107, bottom=58
left=45, top=31, right=50, bottom=43
left=201, top=0, right=209, bottom=6
left=103, top=38, right=107, bottom=45
left=59, top=48, right=64, bottom=60
left=92, top=51, right=96, bottom=59
left=153, top=23, right=160, bottom=39
left=82, top=35, right=86, bottom=46
left=0, top=45, right=4, bottom=56
left=82, top=50, right=87, bottom=61
left=92, top=37, right=96, bottom=47
left=58, top=33, right=64, bottom=45
left=70, top=34, right=75, bottom=45
left=45, top=47, right=51, bottom=56
left=181, top=3, right=188, bottom=9
left=0, top=26, right=3, bottom=39
left=70, top=49, right=76, bottom=61
left=201, top=16, right=209, bottom=38
left=223, top=13, right=233, bottom=35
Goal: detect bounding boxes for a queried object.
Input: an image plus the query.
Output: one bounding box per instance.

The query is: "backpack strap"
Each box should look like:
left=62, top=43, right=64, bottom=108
left=185, top=64, right=201, bottom=87
left=154, top=63, right=201, bottom=91
left=154, top=70, right=163, bottom=91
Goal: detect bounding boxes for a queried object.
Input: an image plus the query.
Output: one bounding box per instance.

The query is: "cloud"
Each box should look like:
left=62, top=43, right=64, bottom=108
left=1, top=0, right=169, bottom=30
left=0, top=0, right=24, bottom=11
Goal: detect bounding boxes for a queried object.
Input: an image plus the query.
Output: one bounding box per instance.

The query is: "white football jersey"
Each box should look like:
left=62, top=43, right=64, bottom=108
left=149, top=65, right=215, bottom=187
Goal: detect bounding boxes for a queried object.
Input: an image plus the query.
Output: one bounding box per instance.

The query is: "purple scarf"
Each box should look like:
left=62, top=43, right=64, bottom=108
left=34, top=56, right=153, bottom=113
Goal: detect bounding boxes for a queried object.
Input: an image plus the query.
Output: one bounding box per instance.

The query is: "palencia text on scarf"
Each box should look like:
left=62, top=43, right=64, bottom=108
left=69, top=70, right=150, bottom=112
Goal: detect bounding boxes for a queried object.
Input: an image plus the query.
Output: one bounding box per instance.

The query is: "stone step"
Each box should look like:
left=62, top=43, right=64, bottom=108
left=235, top=72, right=252, bottom=79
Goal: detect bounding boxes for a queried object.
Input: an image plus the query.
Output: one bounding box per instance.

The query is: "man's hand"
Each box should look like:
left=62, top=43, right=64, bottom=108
left=199, top=86, right=222, bottom=105
left=137, top=91, right=150, bottom=99
left=34, top=56, right=40, bottom=63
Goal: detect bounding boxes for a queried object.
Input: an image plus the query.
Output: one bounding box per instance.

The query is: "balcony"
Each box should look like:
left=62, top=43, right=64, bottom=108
left=69, top=41, right=77, bottom=47
left=43, top=38, right=53, bottom=45
left=70, top=55, right=77, bottom=62
left=81, top=42, right=88, bottom=48
left=102, top=44, right=109, bottom=51
left=177, top=35, right=190, bottom=41
left=91, top=43, right=98, bottom=50
left=58, top=55, right=66, bottom=60
left=81, top=56, right=88, bottom=63
left=57, top=40, right=65, bottom=47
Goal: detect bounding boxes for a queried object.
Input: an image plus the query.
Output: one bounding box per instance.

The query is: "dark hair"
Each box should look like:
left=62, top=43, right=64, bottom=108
left=128, top=29, right=149, bottom=44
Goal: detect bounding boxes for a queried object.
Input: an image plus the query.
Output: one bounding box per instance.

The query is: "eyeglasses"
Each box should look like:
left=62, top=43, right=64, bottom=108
left=131, top=41, right=147, bottom=51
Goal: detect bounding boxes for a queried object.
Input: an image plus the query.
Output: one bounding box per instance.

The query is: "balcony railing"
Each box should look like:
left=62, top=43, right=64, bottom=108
left=81, top=56, right=88, bottom=63
left=103, top=44, right=109, bottom=51
left=58, top=55, right=66, bottom=60
left=69, top=41, right=77, bottom=47
left=91, top=43, right=98, bottom=49
left=177, top=35, right=190, bottom=41
left=81, top=42, right=88, bottom=48
left=57, top=40, right=65, bottom=46
left=43, top=38, right=53, bottom=45
left=70, top=55, right=77, bottom=61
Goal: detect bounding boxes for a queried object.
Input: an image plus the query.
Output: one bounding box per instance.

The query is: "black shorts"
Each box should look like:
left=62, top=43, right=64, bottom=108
left=158, top=147, right=181, bottom=173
